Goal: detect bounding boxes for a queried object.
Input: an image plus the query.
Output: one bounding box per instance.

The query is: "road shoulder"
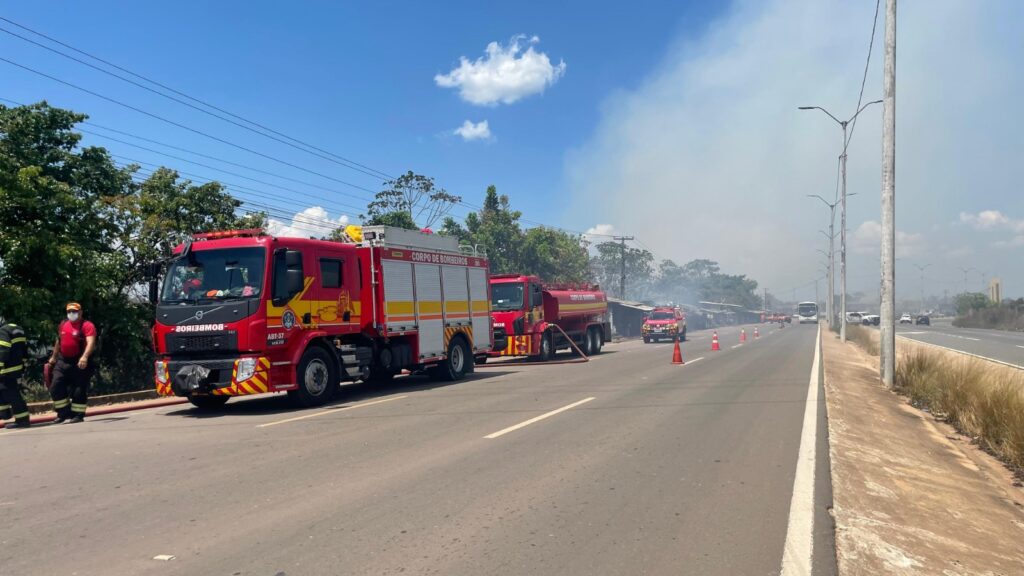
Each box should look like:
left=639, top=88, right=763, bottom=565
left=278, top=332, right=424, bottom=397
left=822, top=332, right=1024, bottom=574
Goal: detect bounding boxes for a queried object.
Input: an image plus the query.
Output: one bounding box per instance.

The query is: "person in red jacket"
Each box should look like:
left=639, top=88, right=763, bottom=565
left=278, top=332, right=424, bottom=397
left=46, top=303, right=97, bottom=424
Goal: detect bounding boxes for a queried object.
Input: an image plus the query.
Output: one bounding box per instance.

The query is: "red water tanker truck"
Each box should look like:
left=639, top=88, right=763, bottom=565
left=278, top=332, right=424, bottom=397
left=489, top=274, right=611, bottom=361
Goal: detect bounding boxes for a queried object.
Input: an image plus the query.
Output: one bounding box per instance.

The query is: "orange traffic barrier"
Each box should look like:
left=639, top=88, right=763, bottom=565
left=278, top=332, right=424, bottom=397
left=671, top=337, right=684, bottom=365
left=740, top=329, right=747, bottom=343
left=711, top=331, right=721, bottom=351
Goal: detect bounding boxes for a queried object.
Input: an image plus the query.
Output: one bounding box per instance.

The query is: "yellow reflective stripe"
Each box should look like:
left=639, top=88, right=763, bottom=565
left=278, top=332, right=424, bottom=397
left=71, top=403, right=88, bottom=413
left=10, top=337, right=25, bottom=344
left=0, top=404, right=10, bottom=410
left=0, top=364, right=23, bottom=374
left=52, top=399, right=70, bottom=408
left=12, top=412, right=29, bottom=419
left=0, top=341, right=10, bottom=347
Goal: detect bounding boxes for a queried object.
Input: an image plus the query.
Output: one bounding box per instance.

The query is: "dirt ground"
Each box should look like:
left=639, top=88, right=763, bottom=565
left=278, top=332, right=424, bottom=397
left=823, top=332, right=1024, bottom=575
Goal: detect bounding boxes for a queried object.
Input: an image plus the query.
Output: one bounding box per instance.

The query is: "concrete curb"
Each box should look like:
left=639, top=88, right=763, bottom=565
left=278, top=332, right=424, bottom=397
left=26, top=397, right=189, bottom=425
left=26, top=389, right=162, bottom=415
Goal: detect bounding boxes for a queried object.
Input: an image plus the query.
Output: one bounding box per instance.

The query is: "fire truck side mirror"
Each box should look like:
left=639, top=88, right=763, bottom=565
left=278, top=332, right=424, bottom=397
left=286, top=269, right=303, bottom=295
left=148, top=280, right=159, bottom=305
left=285, top=250, right=302, bottom=268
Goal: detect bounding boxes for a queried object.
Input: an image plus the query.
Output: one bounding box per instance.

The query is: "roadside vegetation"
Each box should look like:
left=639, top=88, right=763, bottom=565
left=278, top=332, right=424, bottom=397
left=952, top=292, right=1024, bottom=331
left=845, top=324, right=879, bottom=356
left=895, top=348, right=1024, bottom=473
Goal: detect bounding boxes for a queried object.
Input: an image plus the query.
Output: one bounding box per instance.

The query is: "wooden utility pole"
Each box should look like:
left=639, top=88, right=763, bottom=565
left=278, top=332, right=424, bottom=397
left=613, top=236, right=634, bottom=299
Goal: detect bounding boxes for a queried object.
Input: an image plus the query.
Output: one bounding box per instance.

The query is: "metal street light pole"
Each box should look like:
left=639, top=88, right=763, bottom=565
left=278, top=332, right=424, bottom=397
left=800, top=100, right=882, bottom=343
left=913, top=263, right=931, bottom=312
left=809, top=194, right=839, bottom=327
left=958, top=266, right=976, bottom=294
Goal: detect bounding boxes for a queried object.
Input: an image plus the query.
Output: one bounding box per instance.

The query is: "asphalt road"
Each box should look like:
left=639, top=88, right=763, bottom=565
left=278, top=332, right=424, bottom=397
left=0, top=323, right=833, bottom=576
left=894, top=318, right=1024, bottom=368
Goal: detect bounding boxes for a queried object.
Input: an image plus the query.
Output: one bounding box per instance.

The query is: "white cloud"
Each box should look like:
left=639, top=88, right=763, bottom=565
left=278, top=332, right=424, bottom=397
left=584, top=223, right=617, bottom=237
left=266, top=207, right=349, bottom=239
left=453, top=119, right=492, bottom=141
left=994, top=235, right=1024, bottom=248
left=959, top=210, right=1011, bottom=229
left=851, top=220, right=925, bottom=258
left=435, top=35, right=566, bottom=106
left=564, top=0, right=1024, bottom=295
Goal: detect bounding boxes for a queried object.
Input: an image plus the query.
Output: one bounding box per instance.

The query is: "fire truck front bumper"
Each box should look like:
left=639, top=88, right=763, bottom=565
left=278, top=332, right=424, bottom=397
left=155, top=357, right=271, bottom=397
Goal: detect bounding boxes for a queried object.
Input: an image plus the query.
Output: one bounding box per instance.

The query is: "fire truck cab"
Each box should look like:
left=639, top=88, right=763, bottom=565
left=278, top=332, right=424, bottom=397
left=152, top=226, right=493, bottom=409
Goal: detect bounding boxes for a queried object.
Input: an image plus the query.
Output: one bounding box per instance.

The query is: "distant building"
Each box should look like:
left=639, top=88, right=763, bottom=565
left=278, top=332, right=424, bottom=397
left=989, top=277, right=1002, bottom=303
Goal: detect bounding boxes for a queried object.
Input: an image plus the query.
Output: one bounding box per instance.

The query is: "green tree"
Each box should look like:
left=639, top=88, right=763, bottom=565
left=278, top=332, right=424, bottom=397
left=955, top=292, right=990, bottom=315
left=363, top=171, right=461, bottom=230
left=590, top=242, right=654, bottom=300
left=0, top=101, right=269, bottom=394
left=519, top=227, right=590, bottom=283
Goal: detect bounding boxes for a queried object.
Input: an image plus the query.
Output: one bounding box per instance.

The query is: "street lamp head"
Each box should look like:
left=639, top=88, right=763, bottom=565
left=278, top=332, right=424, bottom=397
left=798, top=106, right=816, bottom=110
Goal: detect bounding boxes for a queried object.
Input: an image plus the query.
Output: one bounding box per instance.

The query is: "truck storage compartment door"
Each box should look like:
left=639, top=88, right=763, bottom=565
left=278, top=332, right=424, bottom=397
left=414, top=264, right=444, bottom=359
left=467, top=267, right=491, bottom=353
left=442, top=265, right=472, bottom=349
left=382, top=260, right=416, bottom=332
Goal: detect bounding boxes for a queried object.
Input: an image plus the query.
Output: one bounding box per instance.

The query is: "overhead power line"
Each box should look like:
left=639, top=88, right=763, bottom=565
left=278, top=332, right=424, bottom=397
left=0, top=56, right=384, bottom=196
left=845, top=0, right=882, bottom=149
left=0, top=16, right=394, bottom=182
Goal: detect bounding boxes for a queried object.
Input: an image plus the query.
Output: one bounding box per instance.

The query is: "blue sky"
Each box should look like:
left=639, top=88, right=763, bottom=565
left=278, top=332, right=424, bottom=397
left=2, top=1, right=1022, bottom=302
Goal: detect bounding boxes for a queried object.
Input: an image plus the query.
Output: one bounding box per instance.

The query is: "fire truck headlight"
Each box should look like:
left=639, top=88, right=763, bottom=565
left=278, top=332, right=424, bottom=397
left=236, top=357, right=258, bottom=382
left=155, top=360, right=169, bottom=383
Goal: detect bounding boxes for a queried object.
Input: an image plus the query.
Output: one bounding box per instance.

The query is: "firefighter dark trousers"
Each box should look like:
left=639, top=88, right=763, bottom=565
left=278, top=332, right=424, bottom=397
left=50, top=359, right=91, bottom=419
left=0, top=375, right=29, bottom=424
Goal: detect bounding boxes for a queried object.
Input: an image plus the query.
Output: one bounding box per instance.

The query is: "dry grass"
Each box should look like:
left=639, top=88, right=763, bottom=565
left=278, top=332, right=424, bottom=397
left=846, top=324, right=879, bottom=356
left=895, top=348, right=1024, bottom=472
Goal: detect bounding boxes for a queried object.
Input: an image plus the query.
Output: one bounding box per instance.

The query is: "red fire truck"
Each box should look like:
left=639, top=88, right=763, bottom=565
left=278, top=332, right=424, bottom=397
left=151, top=226, right=494, bottom=408
left=489, top=275, right=610, bottom=361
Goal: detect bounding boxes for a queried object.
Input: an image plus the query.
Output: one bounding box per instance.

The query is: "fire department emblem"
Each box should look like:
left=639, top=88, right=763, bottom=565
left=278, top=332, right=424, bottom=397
left=282, top=310, right=297, bottom=330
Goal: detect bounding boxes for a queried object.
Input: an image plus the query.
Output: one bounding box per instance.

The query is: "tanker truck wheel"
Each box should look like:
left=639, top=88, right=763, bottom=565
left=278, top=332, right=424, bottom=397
left=577, top=330, right=594, bottom=356
left=289, top=347, right=338, bottom=407
left=589, top=328, right=603, bottom=355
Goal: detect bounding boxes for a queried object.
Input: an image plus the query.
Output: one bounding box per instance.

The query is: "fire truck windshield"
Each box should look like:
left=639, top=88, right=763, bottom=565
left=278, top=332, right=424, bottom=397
left=491, top=283, right=525, bottom=311
left=648, top=311, right=675, bottom=321
left=162, top=247, right=266, bottom=303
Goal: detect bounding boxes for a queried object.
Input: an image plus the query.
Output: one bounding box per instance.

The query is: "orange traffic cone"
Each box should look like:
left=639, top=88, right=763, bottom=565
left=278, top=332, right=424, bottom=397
left=671, top=337, right=685, bottom=365
left=711, top=331, right=721, bottom=351
left=740, top=329, right=747, bottom=343
left=754, top=327, right=760, bottom=339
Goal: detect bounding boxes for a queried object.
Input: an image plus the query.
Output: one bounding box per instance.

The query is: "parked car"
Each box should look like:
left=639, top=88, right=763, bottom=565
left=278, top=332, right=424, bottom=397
left=899, top=313, right=913, bottom=324
left=862, top=314, right=880, bottom=326
left=915, top=315, right=930, bottom=326
left=847, top=312, right=863, bottom=324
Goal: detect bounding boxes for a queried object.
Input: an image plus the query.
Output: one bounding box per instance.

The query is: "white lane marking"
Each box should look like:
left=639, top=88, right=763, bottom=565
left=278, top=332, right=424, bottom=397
left=257, top=395, right=407, bottom=428
left=731, top=344, right=743, bottom=349
left=685, top=356, right=704, bottom=365
left=484, top=397, right=595, bottom=439
left=896, top=336, right=1024, bottom=370
left=1017, top=345, right=1024, bottom=350
left=780, top=323, right=821, bottom=575
left=937, top=333, right=980, bottom=341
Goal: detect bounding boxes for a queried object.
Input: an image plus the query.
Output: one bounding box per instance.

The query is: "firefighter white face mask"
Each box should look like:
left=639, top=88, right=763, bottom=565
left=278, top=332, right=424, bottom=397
left=67, top=312, right=80, bottom=322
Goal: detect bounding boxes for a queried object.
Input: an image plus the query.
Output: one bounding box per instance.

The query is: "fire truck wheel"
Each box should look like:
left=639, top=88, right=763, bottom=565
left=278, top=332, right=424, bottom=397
left=188, top=395, right=229, bottom=410
left=289, top=347, right=338, bottom=407
left=643, top=336, right=650, bottom=344
left=437, top=337, right=471, bottom=381
left=538, top=331, right=554, bottom=361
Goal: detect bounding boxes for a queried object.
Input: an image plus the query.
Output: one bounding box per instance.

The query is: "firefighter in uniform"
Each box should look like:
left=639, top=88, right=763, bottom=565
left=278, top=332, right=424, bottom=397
left=47, top=303, right=97, bottom=424
left=0, top=321, right=30, bottom=428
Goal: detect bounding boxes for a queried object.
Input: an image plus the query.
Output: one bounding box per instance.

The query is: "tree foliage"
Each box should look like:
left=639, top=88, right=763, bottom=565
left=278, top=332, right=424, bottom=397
left=0, top=102, right=265, bottom=394
left=440, top=185, right=590, bottom=284
left=362, top=170, right=460, bottom=230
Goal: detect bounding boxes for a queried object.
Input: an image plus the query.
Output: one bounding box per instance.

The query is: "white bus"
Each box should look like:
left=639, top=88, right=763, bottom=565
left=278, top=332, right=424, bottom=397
left=795, top=301, right=819, bottom=324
